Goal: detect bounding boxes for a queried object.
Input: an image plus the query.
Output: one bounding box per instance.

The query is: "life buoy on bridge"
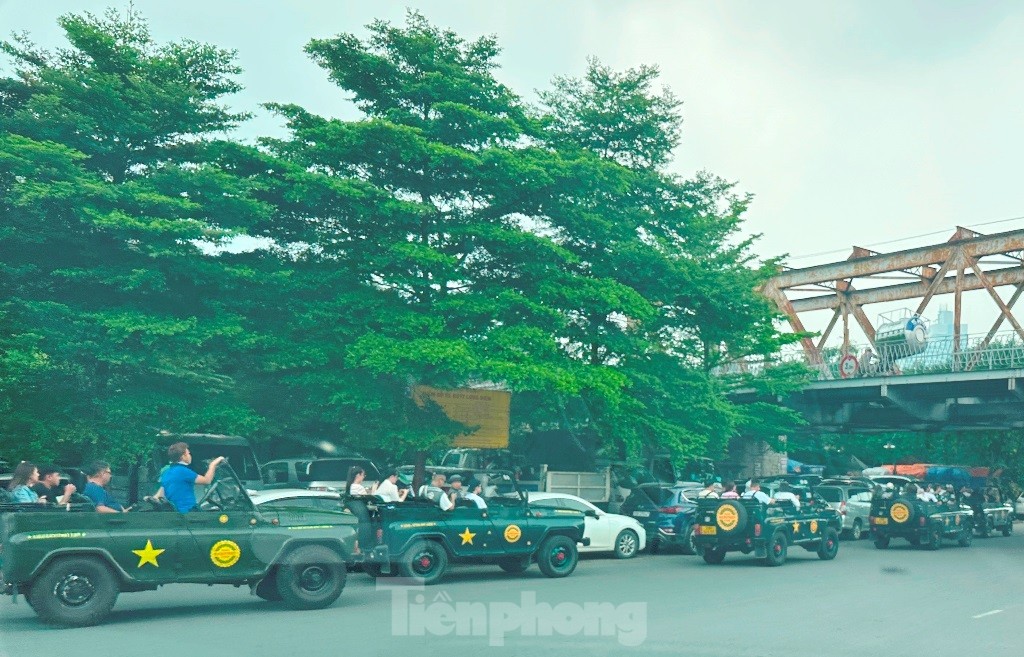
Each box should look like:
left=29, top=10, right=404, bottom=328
left=839, top=354, right=859, bottom=379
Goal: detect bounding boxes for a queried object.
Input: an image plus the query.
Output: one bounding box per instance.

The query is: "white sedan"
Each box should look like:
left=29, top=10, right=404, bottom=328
left=527, top=492, right=647, bottom=559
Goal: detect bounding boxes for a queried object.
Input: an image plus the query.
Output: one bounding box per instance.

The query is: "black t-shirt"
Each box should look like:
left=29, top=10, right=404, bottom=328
left=31, top=483, right=58, bottom=502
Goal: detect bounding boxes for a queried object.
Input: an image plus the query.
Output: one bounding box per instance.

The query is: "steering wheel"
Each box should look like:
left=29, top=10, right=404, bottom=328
left=199, top=482, right=231, bottom=511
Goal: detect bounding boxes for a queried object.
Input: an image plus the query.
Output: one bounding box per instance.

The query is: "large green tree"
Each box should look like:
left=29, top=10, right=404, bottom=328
left=0, top=9, right=267, bottom=462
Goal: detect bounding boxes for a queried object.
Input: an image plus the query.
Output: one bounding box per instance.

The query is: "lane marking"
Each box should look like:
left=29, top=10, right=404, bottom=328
left=972, top=609, right=1003, bottom=619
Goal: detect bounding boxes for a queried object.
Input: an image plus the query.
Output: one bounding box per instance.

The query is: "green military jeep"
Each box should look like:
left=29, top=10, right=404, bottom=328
left=0, top=468, right=357, bottom=626
left=869, top=495, right=973, bottom=549
left=356, top=470, right=588, bottom=584
left=692, top=495, right=842, bottom=567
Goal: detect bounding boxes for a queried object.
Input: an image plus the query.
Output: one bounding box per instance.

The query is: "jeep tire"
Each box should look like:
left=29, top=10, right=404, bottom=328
left=927, top=527, right=942, bottom=551
left=701, top=547, right=726, bottom=565
left=817, top=529, right=840, bottom=560
left=536, top=535, right=579, bottom=578
left=958, top=527, right=973, bottom=547
left=763, top=532, right=788, bottom=567
left=399, top=540, right=449, bottom=585
left=874, top=535, right=890, bottom=549
left=275, top=545, right=347, bottom=609
left=714, top=500, right=749, bottom=536
left=30, top=556, right=119, bottom=627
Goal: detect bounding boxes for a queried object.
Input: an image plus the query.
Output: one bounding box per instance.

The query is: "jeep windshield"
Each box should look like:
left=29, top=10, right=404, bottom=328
left=307, top=459, right=382, bottom=483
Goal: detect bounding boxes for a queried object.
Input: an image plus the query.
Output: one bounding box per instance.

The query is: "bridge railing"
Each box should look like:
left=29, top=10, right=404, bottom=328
left=719, top=330, right=1024, bottom=380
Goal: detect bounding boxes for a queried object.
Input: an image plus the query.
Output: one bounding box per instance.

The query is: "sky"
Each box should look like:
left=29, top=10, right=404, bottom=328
left=2, top=0, right=1023, bottom=344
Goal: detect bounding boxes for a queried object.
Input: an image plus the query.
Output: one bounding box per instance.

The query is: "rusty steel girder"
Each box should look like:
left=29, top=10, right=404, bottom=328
left=790, top=265, right=1024, bottom=312
left=772, top=229, right=1024, bottom=289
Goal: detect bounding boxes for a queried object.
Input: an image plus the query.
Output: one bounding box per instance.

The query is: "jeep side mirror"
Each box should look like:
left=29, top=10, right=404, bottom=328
left=585, top=509, right=599, bottom=518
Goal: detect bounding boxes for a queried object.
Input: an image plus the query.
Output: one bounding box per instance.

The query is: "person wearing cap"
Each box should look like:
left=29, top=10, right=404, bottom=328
left=463, top=479, right=487, bottom=509
left=445, top=474, right=466, bottom=509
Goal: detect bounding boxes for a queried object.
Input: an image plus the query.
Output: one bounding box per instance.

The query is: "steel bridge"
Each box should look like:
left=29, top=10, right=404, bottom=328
left=737, top=227, right=1024, bottom=431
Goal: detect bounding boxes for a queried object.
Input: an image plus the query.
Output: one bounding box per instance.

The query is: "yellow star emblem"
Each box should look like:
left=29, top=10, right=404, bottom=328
left=459, top=527, right=476, bottom=545
left=791, top=522, right=801, bottom=533
left=132, top=539, right=165, bottom=568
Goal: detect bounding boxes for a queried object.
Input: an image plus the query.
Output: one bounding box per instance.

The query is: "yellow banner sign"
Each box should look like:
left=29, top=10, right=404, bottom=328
left=413, top=386, right=511, bottom=448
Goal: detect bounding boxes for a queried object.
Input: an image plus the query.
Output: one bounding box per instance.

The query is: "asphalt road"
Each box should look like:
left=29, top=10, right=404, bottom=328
left=2, top=527, right=1022, bottom=657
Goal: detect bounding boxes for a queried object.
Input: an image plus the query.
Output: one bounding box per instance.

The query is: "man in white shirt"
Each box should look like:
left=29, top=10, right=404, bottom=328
left=771, top=481, right=801, bottom=509
left=463, top=479, right=487, bottom=509
left=740, top=479, right=772, bottom=505
left=697, top=481, right=719, bottom=499
left=375, top=470, right=408, bottom=503
left=917, top=485, right=937, bottom=503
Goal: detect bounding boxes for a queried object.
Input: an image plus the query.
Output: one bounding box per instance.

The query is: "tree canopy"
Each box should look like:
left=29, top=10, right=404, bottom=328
left=0, top=9, right=806, bottom=469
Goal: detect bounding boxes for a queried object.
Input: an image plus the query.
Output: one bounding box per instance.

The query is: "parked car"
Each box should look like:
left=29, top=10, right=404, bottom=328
left=260, top=459, right=314, bottom=487
left=526, top=492, right=646, bottom=558
left=304, top=457, right=383, bottom=492
left=815, top=484, right=872, bottom=539
left=619, top=483, right=701, bottom=553
left=1015, top=493, right=1024, bottom=520
left=248, top=488, right=347, bottom=511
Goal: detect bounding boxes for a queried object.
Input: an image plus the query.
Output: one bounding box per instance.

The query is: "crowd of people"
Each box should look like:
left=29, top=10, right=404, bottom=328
left=3, top=441, right=226, bottom=514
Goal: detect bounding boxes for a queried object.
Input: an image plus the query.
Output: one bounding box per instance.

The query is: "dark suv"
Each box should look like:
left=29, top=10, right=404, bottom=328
left=620, top=483, right=701, bottom=553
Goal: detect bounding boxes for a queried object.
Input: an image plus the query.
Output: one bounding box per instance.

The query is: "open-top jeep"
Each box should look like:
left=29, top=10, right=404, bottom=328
left=692, top=495, right=842, bottom=567
left=966, top=499, right=1014, bottom=538
left=0, top=467, right=357, bottom=626
left=869, top=495, right=973, bottom=549
left=354, top=470, right=588, bottom=584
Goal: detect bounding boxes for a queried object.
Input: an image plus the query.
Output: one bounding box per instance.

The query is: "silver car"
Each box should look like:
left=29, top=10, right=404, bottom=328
left=816, top=484, right=872, bottom=539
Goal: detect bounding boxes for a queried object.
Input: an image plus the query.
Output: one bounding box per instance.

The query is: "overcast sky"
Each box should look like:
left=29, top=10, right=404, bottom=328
left=3, top=0, right=1023, bottom=341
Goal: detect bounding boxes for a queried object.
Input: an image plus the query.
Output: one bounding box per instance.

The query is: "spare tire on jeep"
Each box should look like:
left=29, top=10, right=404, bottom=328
left=887, top=500, right=917, bottom=526
left=713, top=500, right=748, bottom=536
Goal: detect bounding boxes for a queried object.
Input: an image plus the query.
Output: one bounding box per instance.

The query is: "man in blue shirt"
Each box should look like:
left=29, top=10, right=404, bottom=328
left=82, top=461, right=125, bottom=513
left=161, top=442, right=225, bottom=513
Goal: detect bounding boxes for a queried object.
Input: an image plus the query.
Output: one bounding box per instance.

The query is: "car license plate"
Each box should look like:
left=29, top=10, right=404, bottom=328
left=700, top=525, right=717, bottom=535
left=632, top=511, right=650, bottom=518
left=873, top=517, right=888, bottom=525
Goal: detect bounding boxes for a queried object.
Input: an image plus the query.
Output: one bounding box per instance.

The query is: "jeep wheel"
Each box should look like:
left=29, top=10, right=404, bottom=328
left=763, top=532, right=788, bottom=567
left=1002, top=522, right=1012, bottom=537
left=817, top=529, right=840, bottom=561
left=958, top=527, right=973, bottom=547
left=30, top=556, right=119, bottom=626
left=976, top=519, right=990, bottom=538
left=874, top=535, right=890, bottom=549
left=255, top=574, right=282, bottom=601
left=275, top=545, right=347, bottom=610
left=927, top=527, right=942, bottom=551
left=399, top=540, right=448, bottom=585
left=613, top=529, right=640, bottom=559
left=701, top=547, right=726, bottom=565
left=680, top=524, right=697, bottom=555
left=849, top=519, right=863, bottom=540
left=497, top=556, right=531, bottom=574
left=536, top=535, right=579, bottom=578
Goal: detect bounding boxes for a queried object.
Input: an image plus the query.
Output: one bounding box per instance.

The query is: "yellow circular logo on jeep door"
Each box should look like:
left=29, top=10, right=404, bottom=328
left=210, top=540, right=241, bottom=568
left=716, top=505, right=739, bottom=531
left=810, top=520, right=818, bottom=533
left=890, top=503, right=910, bottom=524
left=504, top=525, right=522, bottom=543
